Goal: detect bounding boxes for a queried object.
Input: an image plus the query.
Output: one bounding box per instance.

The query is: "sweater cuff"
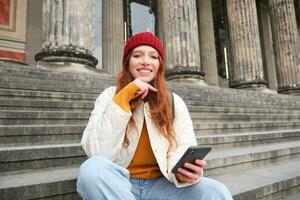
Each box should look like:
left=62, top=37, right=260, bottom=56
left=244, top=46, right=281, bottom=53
left=113, top=82, right=139, bottom=112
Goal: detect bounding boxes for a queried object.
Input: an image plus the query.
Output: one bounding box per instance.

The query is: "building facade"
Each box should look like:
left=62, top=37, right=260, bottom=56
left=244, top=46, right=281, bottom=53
left=0, top=0, right=299, bottom=94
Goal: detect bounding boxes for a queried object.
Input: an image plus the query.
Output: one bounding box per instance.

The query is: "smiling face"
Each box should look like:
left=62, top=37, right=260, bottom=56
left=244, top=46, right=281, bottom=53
left=129, top=45, right=160, bottom=83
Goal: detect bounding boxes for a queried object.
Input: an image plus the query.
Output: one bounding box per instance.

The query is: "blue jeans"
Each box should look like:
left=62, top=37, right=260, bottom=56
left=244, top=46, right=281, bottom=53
left=77, top=156, right=233, bottom=200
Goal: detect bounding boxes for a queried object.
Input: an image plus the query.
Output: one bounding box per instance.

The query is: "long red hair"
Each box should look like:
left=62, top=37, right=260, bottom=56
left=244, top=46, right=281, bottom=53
left=116, top=52, right=177, bottom=149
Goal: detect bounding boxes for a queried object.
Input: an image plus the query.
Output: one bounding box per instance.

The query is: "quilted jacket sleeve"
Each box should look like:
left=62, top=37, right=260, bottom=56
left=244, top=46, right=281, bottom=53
left=166, top=93, right=198, bottom=187
left=81, top=86, right=133, bottom=160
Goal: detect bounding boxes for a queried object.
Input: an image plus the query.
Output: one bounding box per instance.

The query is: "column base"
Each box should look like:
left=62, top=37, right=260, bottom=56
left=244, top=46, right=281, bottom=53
left=36, top=61, right=101, bottom=75
left=35, top=48, right=98, bottom=68
left=165, top=66, right=206, bottom=84
left=278, top=85, right=300, bottom=95
left=257, top=88, right=278, bottom=94
left=230, top=79, right=268, bottom=89
left=168, top=78, right=208, bottom=86
left=0, top=58, right=28, bottom=66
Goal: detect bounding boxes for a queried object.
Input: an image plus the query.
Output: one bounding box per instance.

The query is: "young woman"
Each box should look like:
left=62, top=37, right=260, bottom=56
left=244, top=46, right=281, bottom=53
left=77, top=32, right=233, bottom=200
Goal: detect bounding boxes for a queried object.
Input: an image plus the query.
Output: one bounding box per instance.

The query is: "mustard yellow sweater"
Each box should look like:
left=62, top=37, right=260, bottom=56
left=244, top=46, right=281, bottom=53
left=113, top=82, right=162, bottom=179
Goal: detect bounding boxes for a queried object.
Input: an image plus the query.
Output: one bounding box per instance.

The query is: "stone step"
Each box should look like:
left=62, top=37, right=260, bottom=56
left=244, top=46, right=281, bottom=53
left=180, top=92, right=300, bottom=105
left=0, top=63, right=266, bottom=102
left=0, top=81, right=103, bottom=94
left=2, top=110, right=299, bottom=129
left=0, top=143, right=86, bottom=173
left=0, top=99, right=300, bottom=116
left=169, top=82, right=300, bottom=103
left=214, top=157, right=300, bottom=199
left=197, top=129, right=300, bottom=148
left=2, top=110, right=299, bottom=128
left=194, top=121, right=300, bottom=134
left=2, top=87, right=298, bottom=112
left=0, top=66, right=108, bottom=79
left=2, top=137, right=298, bottom=177
left=185, top=99, right=300, bottom=110
left=0, top=125, right=84, bottom=146
left=1, top=150, right=299, bottom=199
left=3, top=104, right=299, bottom=119
left=2, top=72, right=300, bottom=111
left=0, top=166, right=80, bottom=200
left=0, top=75, right=113, bottom=91
left=189, top=105, right=300, bottom=115
left=0, top=97, right=93, bottom=111
left=2, top=97, right=300, bottom=120
left=205, top=140, right=300, bottom=177
left=2, top=61, right=300, bottom=104
left=0, top=88, right=98, bottom=100
left=2, top=87, right=299, bottom=114
left=2, top=96, right=299, bottom=114
left=191, top=113, right=300, bottom=122
left=2, top=125, right=299, bottom=148
left=0, top=60, right=113, bottom=82
left=4, top=74, right=298, bottom=109
left=2, top=61, right=293, bottom=100
left=4, top=124, right=299, bottom=148
left=0, top=110, right=89, bottom=125
left=1, top=81, right=299, bottom=113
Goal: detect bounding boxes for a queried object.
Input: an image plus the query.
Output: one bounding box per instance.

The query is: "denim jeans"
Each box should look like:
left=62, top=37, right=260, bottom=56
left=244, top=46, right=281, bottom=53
left=77, top=156, right=233, bottom=200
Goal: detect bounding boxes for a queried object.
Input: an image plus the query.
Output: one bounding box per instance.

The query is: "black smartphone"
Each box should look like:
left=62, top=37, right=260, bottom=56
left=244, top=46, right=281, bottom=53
left=171, top=146, right=211, bottom=174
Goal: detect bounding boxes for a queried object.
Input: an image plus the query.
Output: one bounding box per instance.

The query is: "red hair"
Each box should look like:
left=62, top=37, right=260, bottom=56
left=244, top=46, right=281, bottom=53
left=116, top=52, right=177, bottom=149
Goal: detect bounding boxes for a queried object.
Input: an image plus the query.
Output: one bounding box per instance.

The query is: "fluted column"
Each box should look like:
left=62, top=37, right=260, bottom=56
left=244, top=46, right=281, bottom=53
left=197, top=0, right=219, bottom=86
left=35, top=0, right=98, bottom=71
left=158, top=0, right=204, bottom=83
left=102, top=0, right=124, bottom=76
left=269, top=0, right=300, bottom=94
left=226, top=0, right=267, bottom=89
left=257, top=2, right=278, bottom=91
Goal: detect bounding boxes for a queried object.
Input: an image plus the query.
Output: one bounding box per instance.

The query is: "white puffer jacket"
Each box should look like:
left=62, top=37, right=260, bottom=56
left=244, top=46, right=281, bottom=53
left=81, top=86, right=198, bottom=187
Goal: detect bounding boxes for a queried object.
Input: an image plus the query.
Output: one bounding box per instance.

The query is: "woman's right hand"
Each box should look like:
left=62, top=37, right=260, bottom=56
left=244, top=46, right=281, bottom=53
left=133, top=78, right=157, bottom=99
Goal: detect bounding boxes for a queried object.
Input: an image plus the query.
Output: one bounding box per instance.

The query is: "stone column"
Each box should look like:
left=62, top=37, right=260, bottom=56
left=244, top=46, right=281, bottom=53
left=35, top=0, right=98, bottom=72
left=226, top=0, right=267, bottom=89
left=197, top=0, right=219, bottom=86
left=257, top=1, right=278, bottom=91
left=154, top=0, right=164, bottom=43
left=269, top=0, right=300, bottom=94
left=26, top=0, right=43, bottom=66
left=158, top=0, right=204, bottom=83
left=102, top=0, right=124, bottom=76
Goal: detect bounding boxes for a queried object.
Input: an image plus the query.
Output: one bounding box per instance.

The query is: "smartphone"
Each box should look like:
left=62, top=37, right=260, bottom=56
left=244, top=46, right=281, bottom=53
left=171, top=146, right=211, bottom=174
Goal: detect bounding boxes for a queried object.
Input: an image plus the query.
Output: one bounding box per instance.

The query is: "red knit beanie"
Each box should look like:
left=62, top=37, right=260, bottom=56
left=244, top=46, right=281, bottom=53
left=123, top=32, right=164, bottom=64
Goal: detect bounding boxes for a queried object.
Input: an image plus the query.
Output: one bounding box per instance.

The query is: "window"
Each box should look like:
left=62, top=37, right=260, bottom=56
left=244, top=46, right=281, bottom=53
left=130, top=2, right=155, bottom=35
left=93, top=0, right=102, bottom=69
left=212, top=0, right=231, bottom=80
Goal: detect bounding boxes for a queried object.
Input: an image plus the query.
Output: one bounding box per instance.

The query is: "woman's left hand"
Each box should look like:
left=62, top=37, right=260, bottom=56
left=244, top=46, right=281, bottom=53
left=175, top=159, right=207, bottom=183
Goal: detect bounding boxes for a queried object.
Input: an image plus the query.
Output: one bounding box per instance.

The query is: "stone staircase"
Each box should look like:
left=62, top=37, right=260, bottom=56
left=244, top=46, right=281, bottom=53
left=169, top=83, right=300, bottom=199
left=0, top=61, right=112, bottom=200
left=1, top=61, right=300, bottom=199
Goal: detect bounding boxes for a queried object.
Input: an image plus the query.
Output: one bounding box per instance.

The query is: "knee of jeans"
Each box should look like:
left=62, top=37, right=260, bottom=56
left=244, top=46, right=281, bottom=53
left=198, top=178, right=232, bottom=198
left=78, top=156, right=112, bottom=184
